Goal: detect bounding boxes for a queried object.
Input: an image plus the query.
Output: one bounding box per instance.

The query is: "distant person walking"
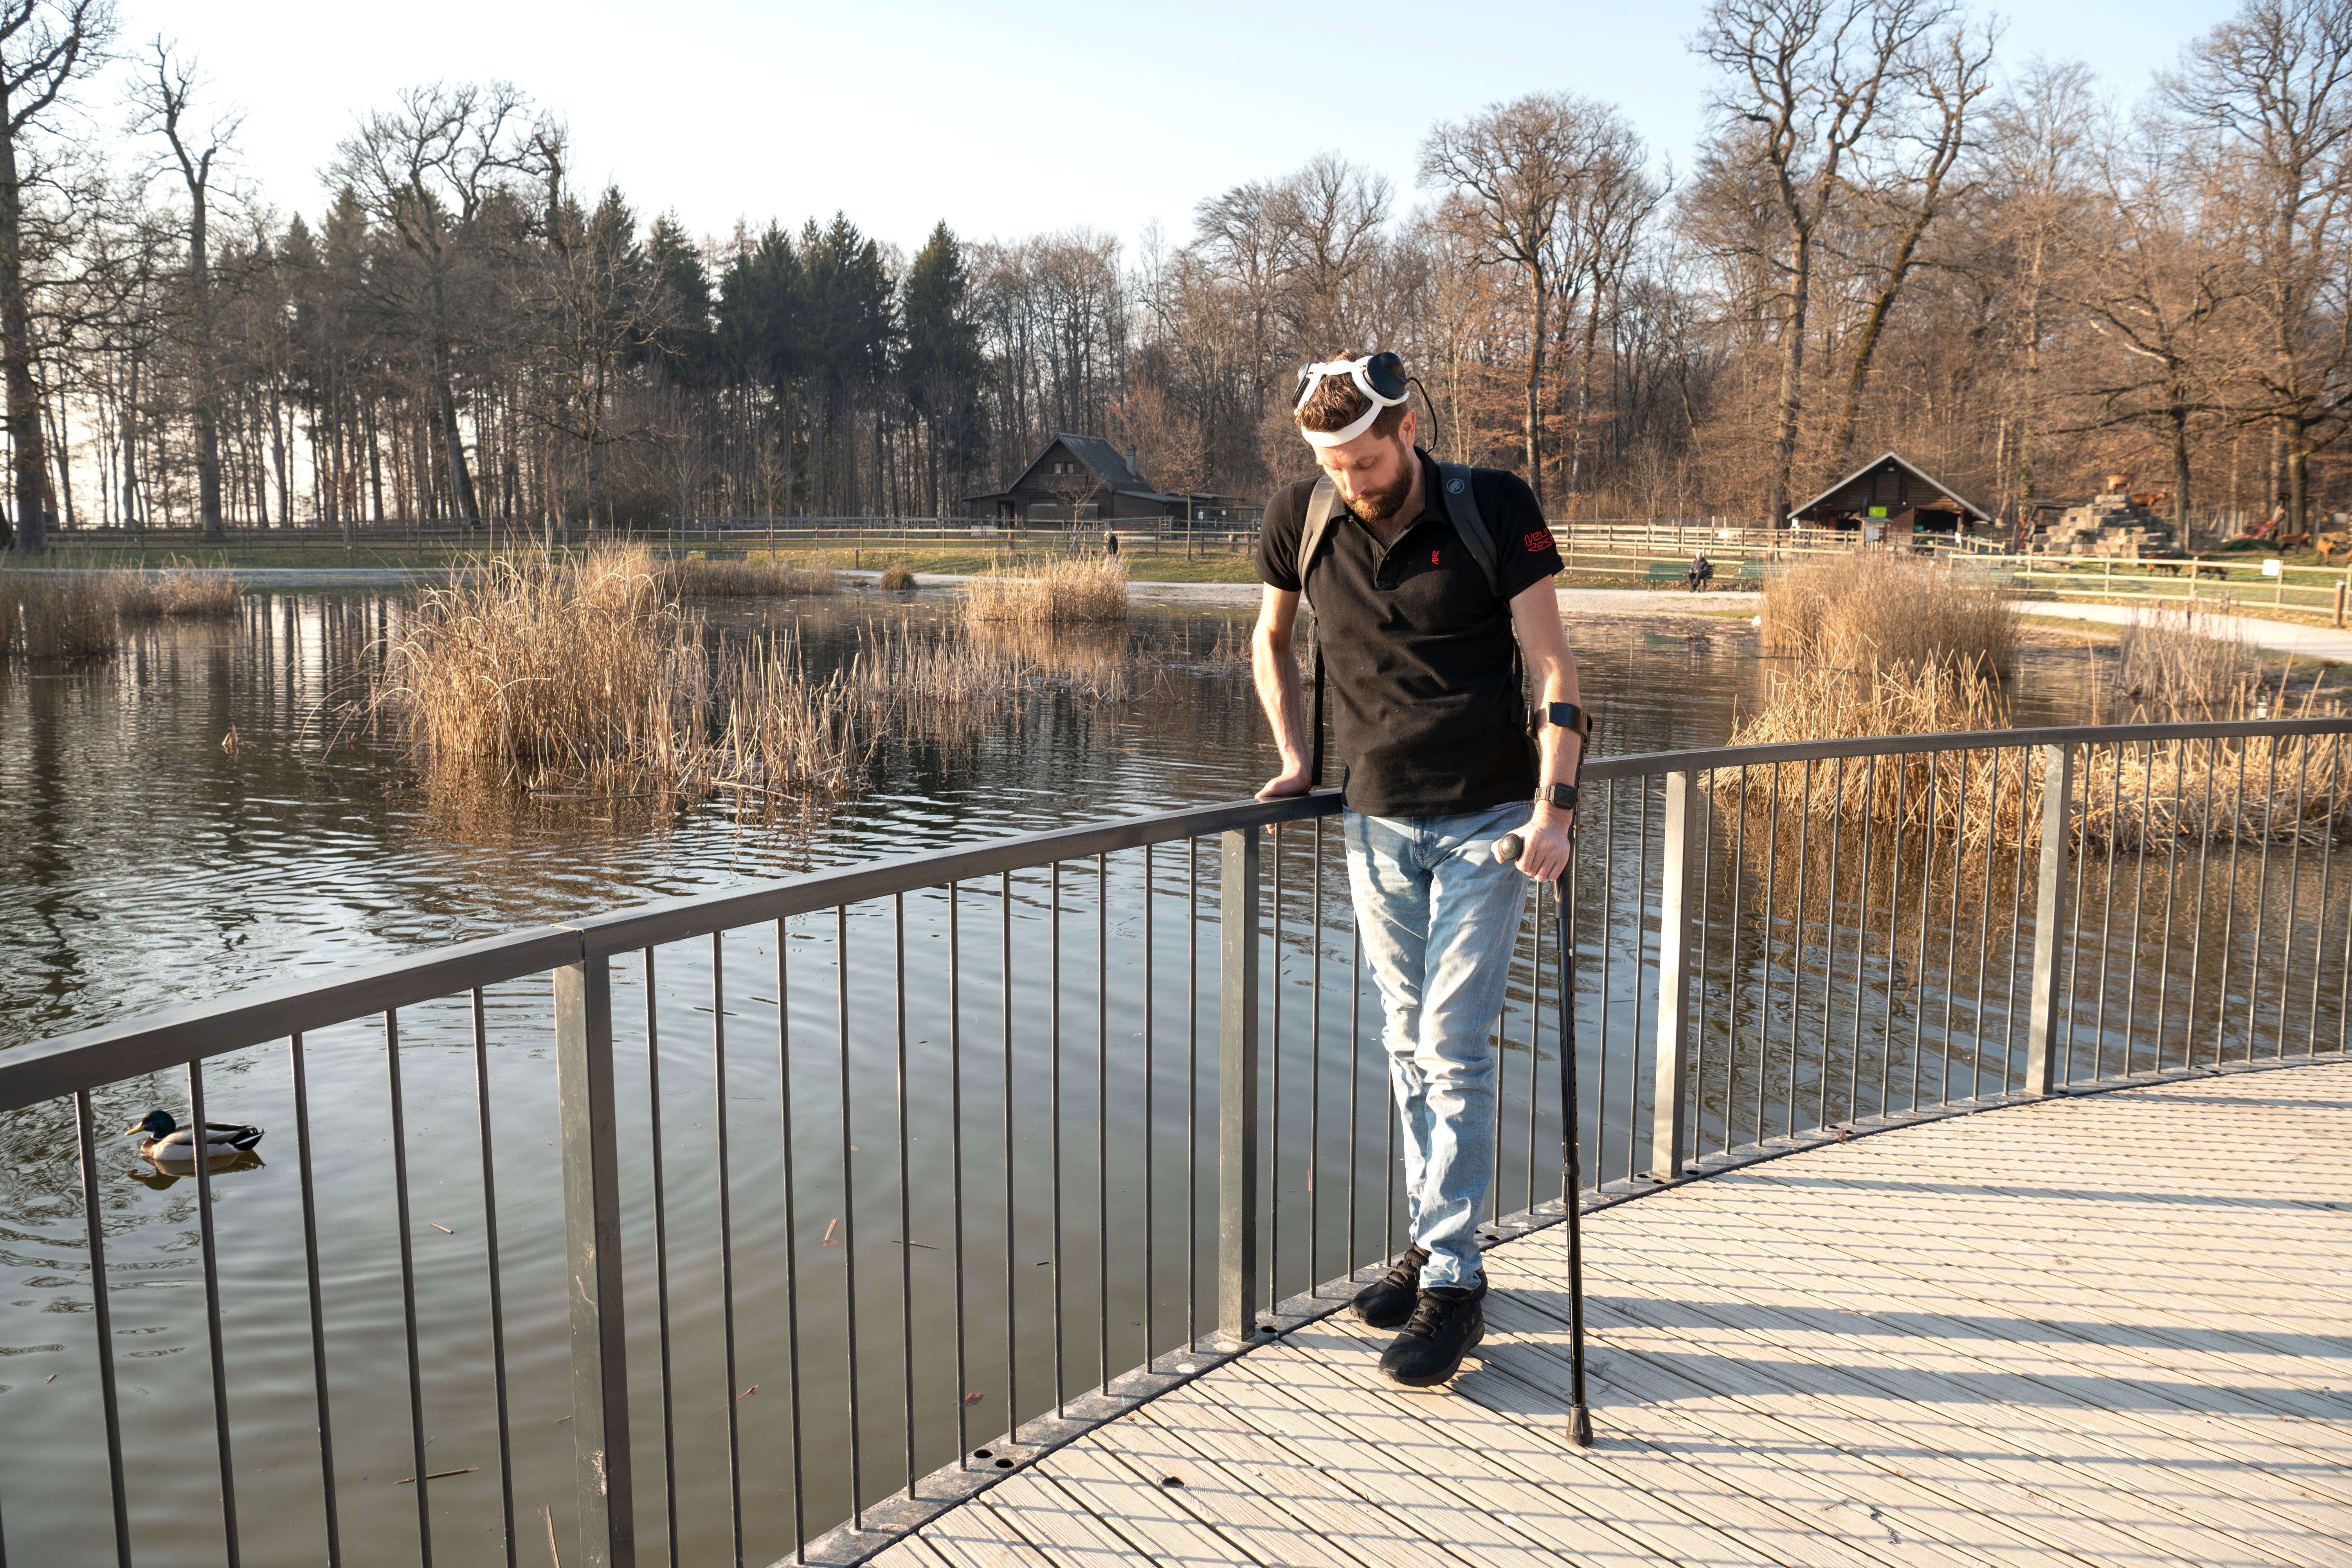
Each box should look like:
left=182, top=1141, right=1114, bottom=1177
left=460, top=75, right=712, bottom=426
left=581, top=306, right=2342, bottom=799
left=1250, top=350, right=1586, bottom=1388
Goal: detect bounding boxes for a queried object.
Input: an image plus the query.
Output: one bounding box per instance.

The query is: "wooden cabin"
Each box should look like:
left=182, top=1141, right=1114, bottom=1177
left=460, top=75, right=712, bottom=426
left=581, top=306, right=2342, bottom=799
left=1793, top=452, right=1990, bottom=535
left=961, top=435, right=1253, bottom=526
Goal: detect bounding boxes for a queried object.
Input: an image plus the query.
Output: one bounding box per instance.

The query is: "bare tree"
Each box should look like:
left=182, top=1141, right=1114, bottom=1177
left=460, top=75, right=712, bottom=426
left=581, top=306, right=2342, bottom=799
left=1825, top=16, right=1998, bottom=463
left=1981, top=57, right=2101, bottom=517
left=130, top=36, right=237, bottom=540
left=1422, top=93, right=1631, bottom=507
left=1699, top=0, right=1947, bottom=524
left=0, top=0, right=111, bottom=556
left=330, top=81, right=544, bottom=531
left=2174, top=0, right=2352, bottom=533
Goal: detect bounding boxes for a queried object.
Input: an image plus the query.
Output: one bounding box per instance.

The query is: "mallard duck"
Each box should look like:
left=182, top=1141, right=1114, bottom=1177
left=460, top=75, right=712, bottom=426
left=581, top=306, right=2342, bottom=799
left=123, top=1109, right=264, bottom=1162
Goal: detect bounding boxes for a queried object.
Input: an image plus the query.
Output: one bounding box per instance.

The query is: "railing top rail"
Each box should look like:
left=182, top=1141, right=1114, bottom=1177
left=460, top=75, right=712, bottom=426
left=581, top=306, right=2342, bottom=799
left=10, top=715, right=2348, bottom=1111
left=1583, top=715, right=2352, bottom=781
left=0, top=792, right=1335, bottom=1112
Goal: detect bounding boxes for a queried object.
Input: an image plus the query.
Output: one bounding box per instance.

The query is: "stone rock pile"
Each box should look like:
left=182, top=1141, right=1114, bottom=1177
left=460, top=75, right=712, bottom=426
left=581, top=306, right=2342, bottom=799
left=2034, top=489, right=2183, bottom=558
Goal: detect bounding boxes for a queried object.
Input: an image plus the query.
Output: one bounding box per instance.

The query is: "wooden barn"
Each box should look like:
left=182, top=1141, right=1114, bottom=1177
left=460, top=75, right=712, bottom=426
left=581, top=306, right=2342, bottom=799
left=1793, top=452, right=1991, bottom=534
left=961, top=434, right=1252, bottom=526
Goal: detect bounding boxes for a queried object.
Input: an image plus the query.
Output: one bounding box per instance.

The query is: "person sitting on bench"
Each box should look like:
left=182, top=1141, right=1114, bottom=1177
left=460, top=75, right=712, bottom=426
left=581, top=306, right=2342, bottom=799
left=1687, top=552, right=1714, bottom=592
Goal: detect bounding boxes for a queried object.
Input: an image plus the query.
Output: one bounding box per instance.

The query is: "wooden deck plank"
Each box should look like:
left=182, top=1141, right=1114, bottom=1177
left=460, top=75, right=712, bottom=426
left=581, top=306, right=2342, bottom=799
left=892, top=1060, right=2352, bottom=1568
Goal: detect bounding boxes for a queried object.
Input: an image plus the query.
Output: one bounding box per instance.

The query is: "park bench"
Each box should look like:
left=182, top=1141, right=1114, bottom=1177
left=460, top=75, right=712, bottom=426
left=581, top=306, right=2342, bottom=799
left=1644, top=561, right=1688, bottom=584
left=1735, top=560, right=1783, bottom=581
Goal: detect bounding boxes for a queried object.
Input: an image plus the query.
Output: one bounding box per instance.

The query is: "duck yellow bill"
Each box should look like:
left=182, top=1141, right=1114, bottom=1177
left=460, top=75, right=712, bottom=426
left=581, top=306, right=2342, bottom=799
left=121, top=1123, right=144, bottom=1136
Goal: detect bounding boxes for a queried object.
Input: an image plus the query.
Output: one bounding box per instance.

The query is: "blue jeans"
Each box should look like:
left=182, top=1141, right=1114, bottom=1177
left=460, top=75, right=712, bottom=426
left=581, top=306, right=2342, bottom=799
left=1342, top=801, right=1529, bottom=1289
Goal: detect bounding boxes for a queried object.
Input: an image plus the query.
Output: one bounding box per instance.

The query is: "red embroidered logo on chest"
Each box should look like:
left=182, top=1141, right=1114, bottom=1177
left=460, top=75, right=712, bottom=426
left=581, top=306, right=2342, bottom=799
left=1524, top=529, right=1552, bottom=553
left=1431, top=548, right=1441, bottom=565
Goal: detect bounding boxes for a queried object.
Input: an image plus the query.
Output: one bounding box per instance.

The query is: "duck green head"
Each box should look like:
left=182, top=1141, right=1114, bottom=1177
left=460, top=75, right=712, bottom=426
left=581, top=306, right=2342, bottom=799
left=123, top=1110, right=175, bottom=1138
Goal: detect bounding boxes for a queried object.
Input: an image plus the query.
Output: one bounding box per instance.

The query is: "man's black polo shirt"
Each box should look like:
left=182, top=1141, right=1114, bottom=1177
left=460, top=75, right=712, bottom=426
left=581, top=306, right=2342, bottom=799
left=1255, top=450, right=1563, bottom=817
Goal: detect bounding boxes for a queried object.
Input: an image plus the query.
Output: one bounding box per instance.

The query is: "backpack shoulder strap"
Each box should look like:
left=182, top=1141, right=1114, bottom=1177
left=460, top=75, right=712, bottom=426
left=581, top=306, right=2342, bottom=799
left=1433, top=460, right=1506, bottom=601
left=1296, top=475, right=1346, bottom=606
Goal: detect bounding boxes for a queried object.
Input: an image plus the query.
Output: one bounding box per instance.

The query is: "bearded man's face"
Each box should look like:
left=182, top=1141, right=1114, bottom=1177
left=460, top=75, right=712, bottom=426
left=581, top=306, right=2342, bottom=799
left=1312, top=411, right=1418, bottom=523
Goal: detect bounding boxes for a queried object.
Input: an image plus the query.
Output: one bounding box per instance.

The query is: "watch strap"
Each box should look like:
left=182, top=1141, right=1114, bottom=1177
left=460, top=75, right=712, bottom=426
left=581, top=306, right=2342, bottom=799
left=1535, top=782, right=1579, bottom=810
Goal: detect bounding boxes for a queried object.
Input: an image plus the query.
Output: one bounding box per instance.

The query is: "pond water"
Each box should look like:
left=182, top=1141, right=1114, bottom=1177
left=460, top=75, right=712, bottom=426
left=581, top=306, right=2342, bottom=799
left=0, top=588, right=2154, bottom=1568
left=0, top=589, right=2113, bottom=1050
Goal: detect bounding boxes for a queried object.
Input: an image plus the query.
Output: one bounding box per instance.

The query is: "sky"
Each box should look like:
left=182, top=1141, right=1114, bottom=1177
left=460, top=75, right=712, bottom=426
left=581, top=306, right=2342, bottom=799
left=100, top=0, right=2233, bottom=259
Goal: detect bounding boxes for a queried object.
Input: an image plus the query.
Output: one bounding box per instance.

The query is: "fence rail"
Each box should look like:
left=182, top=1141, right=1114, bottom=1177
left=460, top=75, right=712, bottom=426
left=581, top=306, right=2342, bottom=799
left=3, top=717, right=2347, bottom=1568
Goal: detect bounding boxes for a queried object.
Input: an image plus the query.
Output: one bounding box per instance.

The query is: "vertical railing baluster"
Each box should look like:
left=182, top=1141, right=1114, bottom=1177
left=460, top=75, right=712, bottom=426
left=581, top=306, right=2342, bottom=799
left=1940, top=751, right=1968, bottom=1106
left=1969, top=754, right=1997, bottom=1102
left=1910, top=756, right=1938, bottom=1112
left=2092, top=748, right=2123, bottom=1080
left=2062, top=745, right=2095, bottom=1083
left=288, top=1036, right=341, bottom=1568
left=1268, top=825, right=1283, bottom=1307
left=72, top=1090, right=131, bottom=1568
left=471, top=992, right=518, bottom=1568
left=2250, top=738, right=2281, bottom=1058
left=2004, top=749, right=2034, bottom=1093
left=1309, top=819, right=1324, bottom=1287
left=1000, top=872, right=1018, bottom=1436
left=642, top=954, right=680, bottom=1568
left=1850, top=756, right=1877, bottom=1122
left=1185, top=843, right=1199, bottom=1349
left=1881, top=760, right=1906, bottom=1121
left=1630, top=776, right=1653, bottom=1185
left=554, top=958, right=634, bottom=1568
left=1095, top=855, right=1110, bottom=1388
left=1347, top=844, right=1362, bottom=1273
left=2190, top=738, right=2219, bottom=1066
left=1650, top=770, right=1702, bottom=1180
left=1727, top=766, right=1749, bottom=1155
left=1786, top=758, right=1812, bottom=1140
left=2156, top=740, right=2187, bottom=1071
left=1217, top=827, right=1261, bottom=1344
left=2025, top=743, right=2075, bottom=1096
left=2121, top=743, right=2155, bottom=1075
left=2311, top=735, right=2342, bottom=1055
left=2215, top=745, right=2248, bottom=1064
left=1600, top=777, right=1618, bottom=1163
left=374, top=1021, right=423, bottom=1568
left=773, top=921, right=807, bottom=1561
left=1759, top=764, right=1779, bottom=1143
left=949, top=883, right=970, bottom=1461
left=2276, top=738, right=2312, bottom=1057
left=1819, top=756, right=1843, bottom=1132
left=890, top=900, right=914, bottom=1506
left=712, top=936, right=745, bottom=1566
left=833, top=905, right=863, bottom=1528
left=1049, top=863, right=1065, bottom=1411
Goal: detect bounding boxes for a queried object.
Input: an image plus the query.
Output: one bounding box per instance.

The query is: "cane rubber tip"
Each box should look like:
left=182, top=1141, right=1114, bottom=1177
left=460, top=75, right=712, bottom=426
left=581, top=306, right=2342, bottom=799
left=1569, top=1406, right=1594, bottom=1447
left=1494, top=833, right=1525, bottom=864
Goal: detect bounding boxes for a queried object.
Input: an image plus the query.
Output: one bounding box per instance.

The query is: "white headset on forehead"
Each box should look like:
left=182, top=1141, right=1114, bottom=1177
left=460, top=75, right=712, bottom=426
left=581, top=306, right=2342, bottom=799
left=1293, top=351, right=1410, bottom=447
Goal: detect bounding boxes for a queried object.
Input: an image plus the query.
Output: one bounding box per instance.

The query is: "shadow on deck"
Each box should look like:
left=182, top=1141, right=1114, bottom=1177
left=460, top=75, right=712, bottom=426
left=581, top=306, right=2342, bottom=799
left=875, top=1060, right=2352, bottom=1567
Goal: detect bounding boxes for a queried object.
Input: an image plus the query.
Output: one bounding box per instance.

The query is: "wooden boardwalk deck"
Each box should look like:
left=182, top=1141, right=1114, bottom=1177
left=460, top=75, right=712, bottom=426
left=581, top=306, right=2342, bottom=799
left=875, top=1061, right=2352, bottom=1567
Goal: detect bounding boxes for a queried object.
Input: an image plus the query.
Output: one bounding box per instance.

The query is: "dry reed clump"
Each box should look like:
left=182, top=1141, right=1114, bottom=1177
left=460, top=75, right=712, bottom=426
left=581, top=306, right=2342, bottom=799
left=1763, top=552, right=2015, bottom=677
left=960, top=554, right=1127, bottom=626
left=1717, top=653, right=2347, bottom=858
left=113, top=567, right=243, bottom=619
left=0, top=573, right=118, bottom=658
left=664, top=553, right=839, bottom=597
left=370, top=547, right=1138, bottom=803
left=877, top=561, right=917, bottom=592
left=374, top=547, right=721, bottom=789
left=2112, top=600, right=2260, bottom=718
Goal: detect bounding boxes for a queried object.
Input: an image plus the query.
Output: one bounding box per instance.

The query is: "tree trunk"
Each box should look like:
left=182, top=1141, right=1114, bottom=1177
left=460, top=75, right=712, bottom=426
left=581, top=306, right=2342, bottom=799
left=2170, top=399, right=2193, bottom=534
left=191, top=188, right=222, bottom=540
left=0, top=97, right=51, bottom=556
left=427, top=272, right=482, bottom=528
left=1769, top=228, right=1814, bottom=529
left=1827, top=204, right=1938, bottom=464
left=1524, top=268, right=1547, bottom=509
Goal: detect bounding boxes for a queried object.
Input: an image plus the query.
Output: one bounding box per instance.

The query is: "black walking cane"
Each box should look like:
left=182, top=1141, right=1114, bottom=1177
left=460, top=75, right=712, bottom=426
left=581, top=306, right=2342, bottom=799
left=1495, top=828, right=1596, bottom=1446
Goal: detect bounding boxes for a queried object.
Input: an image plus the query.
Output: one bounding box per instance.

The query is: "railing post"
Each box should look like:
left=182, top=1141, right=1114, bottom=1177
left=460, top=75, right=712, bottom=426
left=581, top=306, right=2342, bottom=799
left=1217, top=828, right=1261, bottom=1345
left=555, top=955, right=635, bottom=1568
left=2025, top=743, right=2075, bottom=1095
left=1649, top=771, right=1701, bottom=1178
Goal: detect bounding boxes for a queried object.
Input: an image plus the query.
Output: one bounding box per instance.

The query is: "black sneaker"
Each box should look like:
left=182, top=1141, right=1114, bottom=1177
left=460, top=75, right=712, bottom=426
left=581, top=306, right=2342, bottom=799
left=1350, top=1246, right=1430, bottom=1330
left=1378, top=1281, right=1486, bottom=1388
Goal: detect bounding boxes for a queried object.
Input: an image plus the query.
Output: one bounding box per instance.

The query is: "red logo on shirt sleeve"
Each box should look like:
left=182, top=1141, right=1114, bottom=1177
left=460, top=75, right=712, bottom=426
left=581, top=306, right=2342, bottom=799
left=1431, top=548, right=1441, bottom=565
left=1524, top=529, right=1552, bottom=553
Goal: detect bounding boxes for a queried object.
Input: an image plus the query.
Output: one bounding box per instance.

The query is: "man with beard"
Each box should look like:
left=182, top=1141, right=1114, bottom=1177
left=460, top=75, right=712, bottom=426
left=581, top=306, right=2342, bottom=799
left=1250, top=350, right=1585, bottom=1388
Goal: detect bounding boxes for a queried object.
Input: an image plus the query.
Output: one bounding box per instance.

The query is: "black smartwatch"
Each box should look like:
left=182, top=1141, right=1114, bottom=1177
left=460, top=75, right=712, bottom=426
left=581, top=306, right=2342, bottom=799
left=1535, top=782, right=1579, bottom=810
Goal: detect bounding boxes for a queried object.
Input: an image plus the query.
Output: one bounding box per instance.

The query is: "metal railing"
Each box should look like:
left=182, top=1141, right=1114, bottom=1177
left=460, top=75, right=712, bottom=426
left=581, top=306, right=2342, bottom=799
left=3, top=718, right=2347, bottom=1568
